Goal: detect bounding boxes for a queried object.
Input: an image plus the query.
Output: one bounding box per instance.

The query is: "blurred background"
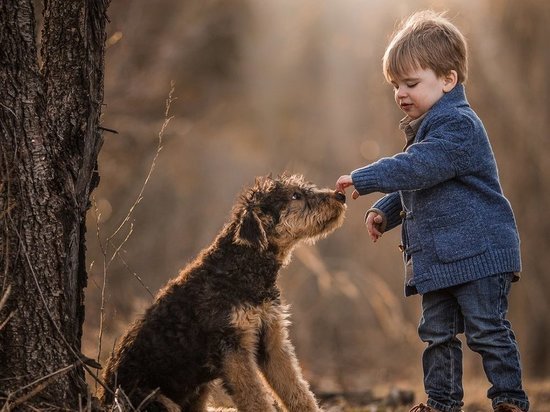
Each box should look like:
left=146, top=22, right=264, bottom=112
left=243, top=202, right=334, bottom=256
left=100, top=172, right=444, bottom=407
left=83, top=0, right=550, bottom=402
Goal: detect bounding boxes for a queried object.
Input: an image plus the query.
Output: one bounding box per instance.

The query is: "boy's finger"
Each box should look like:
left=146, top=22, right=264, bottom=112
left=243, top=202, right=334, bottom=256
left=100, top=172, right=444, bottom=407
left=368, top=223, right=381, bottom=236
left=335, top=182, right=349, bottom=193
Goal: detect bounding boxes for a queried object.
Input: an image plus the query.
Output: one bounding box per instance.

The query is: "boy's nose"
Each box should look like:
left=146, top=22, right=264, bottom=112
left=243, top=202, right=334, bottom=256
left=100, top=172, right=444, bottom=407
left=396, top=89, right=407, bottom=99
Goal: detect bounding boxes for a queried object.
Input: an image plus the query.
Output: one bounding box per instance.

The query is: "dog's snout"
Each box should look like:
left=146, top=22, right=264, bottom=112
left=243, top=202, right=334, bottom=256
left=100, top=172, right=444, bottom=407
left=335, top=191, right=346, bottom=204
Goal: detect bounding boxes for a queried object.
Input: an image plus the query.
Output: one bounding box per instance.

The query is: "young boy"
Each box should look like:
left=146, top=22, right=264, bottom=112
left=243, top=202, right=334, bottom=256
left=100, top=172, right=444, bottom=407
left=335, top=11, right=529, bottom=412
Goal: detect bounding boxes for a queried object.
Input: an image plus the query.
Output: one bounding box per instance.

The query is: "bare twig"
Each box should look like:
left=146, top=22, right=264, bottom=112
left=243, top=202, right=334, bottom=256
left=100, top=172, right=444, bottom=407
left=91, top=196, right=108, bottom=387
left=0, top=284, right=11, bottom=310
left=2, top=362, right=77, bottom=411
left=114, top=252, right=154, bottom=299
left=99, top=126, right=119, bottom=134
left=114, top=387, right=137, bottom=412
left=93, top=81, right=176, bottom=390
left=135, top=388, right=159, bottom=411
left=1, top=148, right=15, bottom=283
left=96, top=218, right=134, bottom=372
left=0, top=102, right=17, bottom=119
left=0, top=311, right=15, bottom=333
left=0, top=284, right=15, bottom=332
left=108, top=81, right=175, bottom=242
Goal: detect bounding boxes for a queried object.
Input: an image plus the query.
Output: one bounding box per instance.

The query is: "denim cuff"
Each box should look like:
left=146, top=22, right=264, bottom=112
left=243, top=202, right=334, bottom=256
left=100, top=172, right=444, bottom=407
left=492, top=396, right=529, bottom=411
left=428, top=398, right=464, bottom=412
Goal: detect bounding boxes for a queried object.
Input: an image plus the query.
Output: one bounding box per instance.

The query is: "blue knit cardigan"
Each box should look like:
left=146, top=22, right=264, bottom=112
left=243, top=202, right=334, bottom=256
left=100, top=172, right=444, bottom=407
left=351, top=84, right=521, bottom=296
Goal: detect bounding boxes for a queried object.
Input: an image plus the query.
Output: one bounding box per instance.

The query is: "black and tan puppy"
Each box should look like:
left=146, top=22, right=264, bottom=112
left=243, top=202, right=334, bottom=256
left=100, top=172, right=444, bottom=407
left=100, top=174, right=346, bottom=411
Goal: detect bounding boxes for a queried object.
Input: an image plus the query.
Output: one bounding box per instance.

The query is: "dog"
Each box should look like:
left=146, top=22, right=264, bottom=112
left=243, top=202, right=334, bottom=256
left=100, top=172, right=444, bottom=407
left=99, top=174, right=346, bottom=411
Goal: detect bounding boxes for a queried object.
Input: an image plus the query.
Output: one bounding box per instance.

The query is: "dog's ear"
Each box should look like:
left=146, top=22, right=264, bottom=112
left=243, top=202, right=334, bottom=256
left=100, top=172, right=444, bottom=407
left=234, top=207, right=268, bottom=250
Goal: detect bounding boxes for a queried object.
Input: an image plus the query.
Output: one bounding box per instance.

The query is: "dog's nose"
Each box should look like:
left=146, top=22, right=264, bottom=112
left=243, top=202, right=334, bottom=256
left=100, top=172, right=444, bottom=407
left=335, top=191, right=346, bottom=204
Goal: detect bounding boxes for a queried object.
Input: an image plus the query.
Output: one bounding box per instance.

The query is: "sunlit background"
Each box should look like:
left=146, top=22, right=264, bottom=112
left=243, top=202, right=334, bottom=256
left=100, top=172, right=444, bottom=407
left=84, top=0, right=550, bottom=406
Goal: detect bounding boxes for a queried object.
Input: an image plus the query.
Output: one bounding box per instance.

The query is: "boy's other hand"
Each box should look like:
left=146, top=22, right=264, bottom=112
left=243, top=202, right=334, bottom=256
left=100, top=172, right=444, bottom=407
left=366, top=211, right=384, bottom=242
left=335, top=175, right=359, bottom=199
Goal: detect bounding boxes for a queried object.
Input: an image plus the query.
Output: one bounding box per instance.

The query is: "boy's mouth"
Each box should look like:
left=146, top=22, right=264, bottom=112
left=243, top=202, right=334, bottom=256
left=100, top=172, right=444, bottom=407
left=400, top=102, right=413, bottom=110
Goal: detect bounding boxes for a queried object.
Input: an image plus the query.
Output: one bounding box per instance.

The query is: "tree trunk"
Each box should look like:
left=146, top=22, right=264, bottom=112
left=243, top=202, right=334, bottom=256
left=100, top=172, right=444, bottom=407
left=0, top=0, right=110, bottom=409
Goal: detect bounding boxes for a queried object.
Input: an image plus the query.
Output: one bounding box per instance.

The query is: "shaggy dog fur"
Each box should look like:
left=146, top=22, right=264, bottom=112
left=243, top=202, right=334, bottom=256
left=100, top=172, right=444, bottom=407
left=99, top=174, right=346, bottom=411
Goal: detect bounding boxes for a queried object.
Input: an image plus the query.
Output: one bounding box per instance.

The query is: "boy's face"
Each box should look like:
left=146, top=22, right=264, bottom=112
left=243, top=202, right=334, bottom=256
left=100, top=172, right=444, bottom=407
left=390, top=67, right=455, bottom=119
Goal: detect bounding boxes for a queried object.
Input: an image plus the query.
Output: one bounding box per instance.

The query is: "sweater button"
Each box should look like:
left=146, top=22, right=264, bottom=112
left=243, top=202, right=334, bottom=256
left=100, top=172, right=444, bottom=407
left=400, top=211, right=406, bottom=219
left=398, top=244, right=405, bottom=252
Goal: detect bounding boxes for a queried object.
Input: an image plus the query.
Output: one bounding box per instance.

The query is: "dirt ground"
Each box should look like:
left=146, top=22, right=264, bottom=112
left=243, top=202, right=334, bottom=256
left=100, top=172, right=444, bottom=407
left=207, top=379, right=550, bottom=412
left=316, top=379, right=550, bottom=412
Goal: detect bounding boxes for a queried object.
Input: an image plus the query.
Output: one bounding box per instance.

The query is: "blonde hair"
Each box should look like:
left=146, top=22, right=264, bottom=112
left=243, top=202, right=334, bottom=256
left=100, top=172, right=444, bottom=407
left=383, top=10, right=468, bottom=83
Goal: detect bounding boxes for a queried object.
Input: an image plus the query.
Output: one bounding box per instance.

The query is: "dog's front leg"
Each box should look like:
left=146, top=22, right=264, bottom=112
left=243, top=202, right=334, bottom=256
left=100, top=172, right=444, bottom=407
left=221, top=348, right=278, bottom=412
left=259, top=315, right=322, bottom=412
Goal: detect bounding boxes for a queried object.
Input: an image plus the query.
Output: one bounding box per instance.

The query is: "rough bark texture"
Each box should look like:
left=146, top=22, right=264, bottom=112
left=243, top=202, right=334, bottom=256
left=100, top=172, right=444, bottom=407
left=0, top=0, right=110, bottom=409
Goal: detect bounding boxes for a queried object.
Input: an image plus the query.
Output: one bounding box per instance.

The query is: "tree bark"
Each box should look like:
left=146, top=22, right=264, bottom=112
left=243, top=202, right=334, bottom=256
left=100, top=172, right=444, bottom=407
left=0, top=0, right=110, bottom=409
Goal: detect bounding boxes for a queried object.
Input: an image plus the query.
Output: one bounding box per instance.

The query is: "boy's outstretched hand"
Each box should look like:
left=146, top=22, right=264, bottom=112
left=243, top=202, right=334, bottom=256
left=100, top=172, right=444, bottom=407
left=335, top=175, right=360, bottom=200
left=366, top=211, right=385, bottom=242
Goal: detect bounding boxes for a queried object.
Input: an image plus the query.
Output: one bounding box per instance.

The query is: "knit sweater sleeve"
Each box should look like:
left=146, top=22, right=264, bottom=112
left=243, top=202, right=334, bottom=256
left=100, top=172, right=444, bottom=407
left=368, top=192, right=402, bottom=232
left=351, top=113, right=475, bottom=195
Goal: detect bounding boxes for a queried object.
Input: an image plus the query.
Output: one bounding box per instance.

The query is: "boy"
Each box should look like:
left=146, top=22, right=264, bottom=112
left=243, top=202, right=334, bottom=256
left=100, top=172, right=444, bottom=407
left=335, top=10, right=529, bottom=412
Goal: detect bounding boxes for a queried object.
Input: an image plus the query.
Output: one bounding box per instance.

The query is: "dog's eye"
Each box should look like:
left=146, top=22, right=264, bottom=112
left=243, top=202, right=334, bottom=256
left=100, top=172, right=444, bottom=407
left=291, top=192, right=302, bottom=200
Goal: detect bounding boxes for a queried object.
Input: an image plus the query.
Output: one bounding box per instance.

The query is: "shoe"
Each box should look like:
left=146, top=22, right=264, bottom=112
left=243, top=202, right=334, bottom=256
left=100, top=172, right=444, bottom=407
left=409, top=403, right=441, bottom=412
left=494, top=403, right=526, bottom=412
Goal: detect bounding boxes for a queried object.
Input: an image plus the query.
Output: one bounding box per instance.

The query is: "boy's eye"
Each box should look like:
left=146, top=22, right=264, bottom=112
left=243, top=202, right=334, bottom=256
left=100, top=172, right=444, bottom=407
left=407, top=82, right=419, bottom=88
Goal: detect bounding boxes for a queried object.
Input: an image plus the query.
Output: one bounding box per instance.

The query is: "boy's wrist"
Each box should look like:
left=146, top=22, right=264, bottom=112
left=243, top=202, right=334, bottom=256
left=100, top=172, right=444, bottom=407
left=351, top=167, right=379, bottom=196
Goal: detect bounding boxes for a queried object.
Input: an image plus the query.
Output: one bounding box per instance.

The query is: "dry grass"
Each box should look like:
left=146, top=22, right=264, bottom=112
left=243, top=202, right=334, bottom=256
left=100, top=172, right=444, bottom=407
left=3, top=378, right=550, bottom=411
left=316, top=379, right=550, bottom=412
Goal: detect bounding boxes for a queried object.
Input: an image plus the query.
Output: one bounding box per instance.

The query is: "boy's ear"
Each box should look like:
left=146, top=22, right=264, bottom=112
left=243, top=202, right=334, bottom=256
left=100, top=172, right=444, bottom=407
left=443, top=70, right=458, bottom=92
left=234, top=208, right=268, bottom=250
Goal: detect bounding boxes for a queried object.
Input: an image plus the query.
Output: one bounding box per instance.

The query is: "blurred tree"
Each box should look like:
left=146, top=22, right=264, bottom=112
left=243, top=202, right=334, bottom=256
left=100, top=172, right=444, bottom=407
left=0, top=0, right=110, bottom=409
left=479, top=0, right=550, bottom=377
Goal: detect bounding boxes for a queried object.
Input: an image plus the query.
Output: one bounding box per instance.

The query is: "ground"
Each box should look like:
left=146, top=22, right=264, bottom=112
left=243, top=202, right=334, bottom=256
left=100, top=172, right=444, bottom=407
left=207, top=379, right=550, bottom=412
left=316, top=380, right=550, bottom=412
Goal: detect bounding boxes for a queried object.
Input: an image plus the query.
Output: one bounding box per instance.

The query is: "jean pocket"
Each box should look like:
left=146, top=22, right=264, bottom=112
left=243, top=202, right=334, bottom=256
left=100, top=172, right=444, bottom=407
left=428, top=208, right=487, bottom=263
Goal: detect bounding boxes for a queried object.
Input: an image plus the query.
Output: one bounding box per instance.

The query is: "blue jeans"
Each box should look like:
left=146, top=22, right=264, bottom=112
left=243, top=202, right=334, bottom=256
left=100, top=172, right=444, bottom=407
left=418, top=273, right=529, bottom=412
